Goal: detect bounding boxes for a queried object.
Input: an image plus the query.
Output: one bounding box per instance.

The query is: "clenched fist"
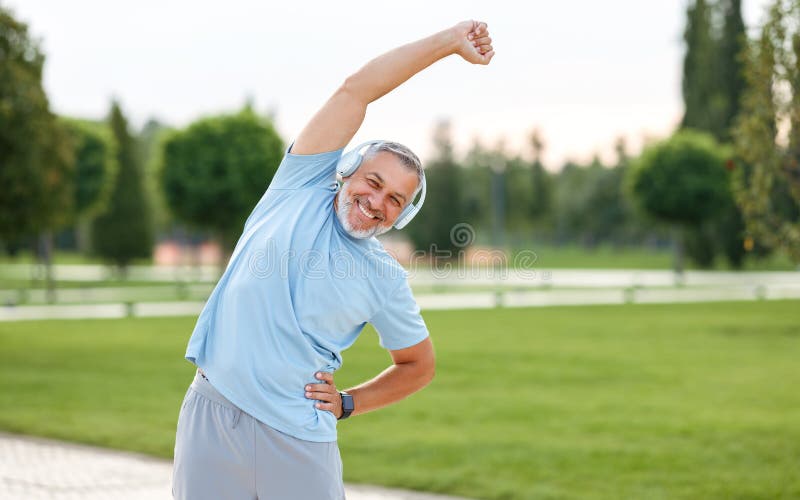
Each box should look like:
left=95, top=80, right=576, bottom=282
left=452, top=20, right=495, bottom=65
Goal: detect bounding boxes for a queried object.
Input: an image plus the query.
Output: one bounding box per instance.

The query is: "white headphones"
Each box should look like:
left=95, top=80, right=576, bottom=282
left=337, top=140, right=426, bottom=230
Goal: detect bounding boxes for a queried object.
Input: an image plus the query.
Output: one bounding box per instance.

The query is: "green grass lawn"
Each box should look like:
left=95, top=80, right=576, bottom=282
left=1, top=301, right=798, bottom=499
left=511, top=244, right=797, bottom=271
left=0, top=250, right=153, bottom=266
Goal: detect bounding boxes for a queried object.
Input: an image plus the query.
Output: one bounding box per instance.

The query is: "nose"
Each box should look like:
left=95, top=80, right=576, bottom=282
left=365, top=193, right=383, bottom=215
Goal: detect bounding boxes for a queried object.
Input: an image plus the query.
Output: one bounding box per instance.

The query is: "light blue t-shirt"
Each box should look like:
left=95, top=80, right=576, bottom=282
left=185, top=143, right=430, bottom=442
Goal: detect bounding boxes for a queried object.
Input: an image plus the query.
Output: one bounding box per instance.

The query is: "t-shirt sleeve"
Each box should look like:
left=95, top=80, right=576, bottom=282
left=268, top=141, right=344, bottom=191
left=369, top=280, right=430, bottom=351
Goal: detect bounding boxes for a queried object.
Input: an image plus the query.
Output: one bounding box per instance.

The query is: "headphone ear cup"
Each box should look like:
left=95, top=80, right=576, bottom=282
left=337, top=151, right=361, bottom=177
left=393, top=203, right=416, bottom=229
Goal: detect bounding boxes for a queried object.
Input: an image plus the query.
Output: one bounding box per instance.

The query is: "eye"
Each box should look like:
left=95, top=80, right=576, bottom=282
left=367, top=179, right=379, bottom=188
left=391, top=197, right=401, bottom=207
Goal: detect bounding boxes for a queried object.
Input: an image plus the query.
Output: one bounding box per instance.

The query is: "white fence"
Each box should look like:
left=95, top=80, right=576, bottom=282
left=0, top=265, right=798, bottom=321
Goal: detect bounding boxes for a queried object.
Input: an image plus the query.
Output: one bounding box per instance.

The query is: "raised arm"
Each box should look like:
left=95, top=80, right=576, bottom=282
left=291, top=20, right=495, bottom=155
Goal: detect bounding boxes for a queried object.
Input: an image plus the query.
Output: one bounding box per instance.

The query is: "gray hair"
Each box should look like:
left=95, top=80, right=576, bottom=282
left=363, top=141, right=424, bottom=198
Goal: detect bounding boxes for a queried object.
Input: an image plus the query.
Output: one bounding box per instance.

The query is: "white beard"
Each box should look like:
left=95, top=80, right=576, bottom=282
left=335, top=181, right=391, bottom=239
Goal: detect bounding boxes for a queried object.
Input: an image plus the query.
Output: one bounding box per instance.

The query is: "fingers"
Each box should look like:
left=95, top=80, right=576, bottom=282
left=305, top=385, right=338, bottom=411
left=315, top=401, right=336, bottom=412
left=305, top=372, right=342, bottom=418
left=469, top=22, right=492, bottom=58
left=475, top=43, right=493, bottom=55
left=305, top=389, right=335, bottom=403
left=467, top=22, right=489, bottom=40
left=305, top=372, right=340, bottom=415
left=305, top=382, right=334, bottom=394
left=315, top=371, right=334, bottom=384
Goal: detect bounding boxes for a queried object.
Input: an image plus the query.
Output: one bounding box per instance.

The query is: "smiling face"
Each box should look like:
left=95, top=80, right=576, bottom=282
left=334, top=151, right=420, bottom=239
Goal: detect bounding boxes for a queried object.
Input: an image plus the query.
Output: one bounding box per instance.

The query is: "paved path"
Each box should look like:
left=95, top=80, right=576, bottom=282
left=0, top=432, right=468, bottom=500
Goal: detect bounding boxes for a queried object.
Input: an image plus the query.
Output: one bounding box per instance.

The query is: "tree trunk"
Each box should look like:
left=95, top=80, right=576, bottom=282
left=672, top=225, right=685, bottom=283
left=38, top=230, right=56, bottom=303
left=75, top=217, right=92, bottom=255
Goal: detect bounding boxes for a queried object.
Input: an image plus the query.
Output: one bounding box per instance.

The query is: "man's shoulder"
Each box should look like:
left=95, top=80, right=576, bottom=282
left=268, top=142, right=344, bottom=192
left=360, top=238, right=409, bottom=283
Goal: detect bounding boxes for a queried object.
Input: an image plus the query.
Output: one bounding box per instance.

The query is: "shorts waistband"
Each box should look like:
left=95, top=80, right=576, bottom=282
left=190, top=369, right=241, bottom=413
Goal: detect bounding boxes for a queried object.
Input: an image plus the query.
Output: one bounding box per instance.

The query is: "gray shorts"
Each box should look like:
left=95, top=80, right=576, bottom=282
left=172, top=370, right=345, bottom=500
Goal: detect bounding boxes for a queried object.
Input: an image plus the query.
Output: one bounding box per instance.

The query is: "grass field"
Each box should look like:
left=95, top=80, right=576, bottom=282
left=511, top=244, right=796, bottom=271
left=1, top=301, right=799, bottom=499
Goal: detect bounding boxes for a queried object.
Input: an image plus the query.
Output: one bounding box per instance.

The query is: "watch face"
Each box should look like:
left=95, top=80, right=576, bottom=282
left=341, top=393, right=354, bottom=412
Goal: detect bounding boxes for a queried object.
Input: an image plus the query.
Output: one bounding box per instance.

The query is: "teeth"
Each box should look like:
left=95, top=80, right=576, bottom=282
left=357, top=200, right=377, bottom=219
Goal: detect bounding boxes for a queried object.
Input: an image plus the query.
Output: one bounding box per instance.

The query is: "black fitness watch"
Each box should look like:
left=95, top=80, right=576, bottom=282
left=339, top=391, right=354, bottom=420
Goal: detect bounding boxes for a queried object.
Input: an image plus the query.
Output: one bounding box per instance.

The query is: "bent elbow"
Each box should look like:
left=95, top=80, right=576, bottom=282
left=421, top=357, right=436, bottom=387
left=340, top=74, right=374, bottom=106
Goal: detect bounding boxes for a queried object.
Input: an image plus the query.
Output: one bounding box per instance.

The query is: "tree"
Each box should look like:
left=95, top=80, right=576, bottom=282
left=732, top=0, right=800, bottom=263
left=462, top=139, right=493, bottom=233
left=503, top=153, right=534, bottom=238
left=62, top=119, right=118, bottom=253
left=582, top=159, right=634, bottom=248
left=682, top=0, right=720, bottom=134
left=407, top=120, right=467, bottom=256
left=680, top=0, right=750, bottom=269
left=138, top=118, right=173, bottom=235
left=528, top=130, right=552, bottom=224
left=717, top=0, right=747, bottom=142
left=0, top=6, right=74, bottom=299
left=626, top=130, right=732, bottom=273
left=0, top=7, right=75, bottom=241
left=710, top=0, right=749, bottom=269
left=91, top=101, right=154, bottom=272
left=160, top=107, right=284, bottom=265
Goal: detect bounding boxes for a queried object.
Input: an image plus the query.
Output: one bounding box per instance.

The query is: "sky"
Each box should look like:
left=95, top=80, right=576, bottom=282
left=6, top=0, right=773, bottom=169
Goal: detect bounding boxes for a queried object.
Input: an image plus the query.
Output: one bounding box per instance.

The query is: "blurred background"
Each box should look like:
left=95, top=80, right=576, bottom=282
left=1, top=1, right=799, bottom=499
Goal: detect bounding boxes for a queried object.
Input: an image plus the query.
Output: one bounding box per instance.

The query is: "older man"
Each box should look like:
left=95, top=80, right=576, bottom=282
left=172, top=20, right=494, bottom=500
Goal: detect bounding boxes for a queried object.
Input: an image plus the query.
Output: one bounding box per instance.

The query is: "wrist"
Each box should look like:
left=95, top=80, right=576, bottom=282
left=338, top=391, right=354, bottom=420
left=439, top=27, right=461, bottom=56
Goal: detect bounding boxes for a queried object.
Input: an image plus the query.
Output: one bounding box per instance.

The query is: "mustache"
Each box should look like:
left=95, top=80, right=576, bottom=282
left=351, top=195, right=386, bottom=221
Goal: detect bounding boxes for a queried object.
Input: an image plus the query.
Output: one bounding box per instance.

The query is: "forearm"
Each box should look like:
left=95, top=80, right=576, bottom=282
left=342, top=28, right=459, bottom=105
left=291, top=21, right=491, bottom=155
left=345, top=361, right=435, bottom=417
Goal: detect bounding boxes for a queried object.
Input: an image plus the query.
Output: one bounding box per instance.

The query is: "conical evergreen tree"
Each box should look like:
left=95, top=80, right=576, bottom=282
left=681, top=0, right=717, bottom=132
left=91, top=101, right=154, bottom=271
left=717, top=0, right=747, bottom=141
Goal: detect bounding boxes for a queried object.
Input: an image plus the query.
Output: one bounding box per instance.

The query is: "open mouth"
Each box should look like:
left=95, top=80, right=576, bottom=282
left=356, top=199, right=379, bottom=220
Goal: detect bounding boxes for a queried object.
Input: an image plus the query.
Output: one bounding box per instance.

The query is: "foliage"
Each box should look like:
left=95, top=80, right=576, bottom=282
left=91, top=101, right=154, bottom=269
left=627, top=130, right=732, bottom=226
left=406, top=120, right=467, bottom=255
left=680, top=0, right=749, bottom=268
left=0, top=7, right=74, bottom=242
left=61, top=118, right=118, bottom=219
left=160, top=107, right=284, bottom=253
left=626, top=130, right=733, bottom=272
left=138, top=118, right=174, bottom=234
left=717, top=0, right=747, bottom=143
left=682, top=0, right=723, bottom=135
left=528, top=130, right=552, bottom=221
left=732, top=0, right=800, bottom=263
